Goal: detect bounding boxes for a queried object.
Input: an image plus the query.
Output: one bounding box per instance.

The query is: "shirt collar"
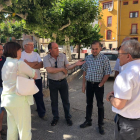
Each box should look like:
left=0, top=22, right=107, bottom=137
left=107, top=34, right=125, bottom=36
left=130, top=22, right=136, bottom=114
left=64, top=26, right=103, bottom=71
left=49, top=53, right=60, bottom=59
left=121, top=59, right=140, bottom=71
left=92, top=52, right=101, bottom=59
left=7, top=57, right=18, bottom=61
left=24, top=51, right=33, bottom=55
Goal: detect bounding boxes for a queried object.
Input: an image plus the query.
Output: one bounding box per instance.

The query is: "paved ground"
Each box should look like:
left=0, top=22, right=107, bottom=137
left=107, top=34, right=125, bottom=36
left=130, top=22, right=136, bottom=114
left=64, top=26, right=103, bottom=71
left=2, top=72, right=116, bottom=140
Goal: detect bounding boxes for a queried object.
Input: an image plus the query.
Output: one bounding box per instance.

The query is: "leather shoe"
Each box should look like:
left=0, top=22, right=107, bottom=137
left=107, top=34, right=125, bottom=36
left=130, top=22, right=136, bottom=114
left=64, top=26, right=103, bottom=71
left=80, top=121, right=92, bottom=128
left=51, top=119, right=58, bottom=126
left=40, top=116, right=47, bottom=121
left=66, top=119, right=73, bottom=126
left=99, top=125, right=105, bottom=135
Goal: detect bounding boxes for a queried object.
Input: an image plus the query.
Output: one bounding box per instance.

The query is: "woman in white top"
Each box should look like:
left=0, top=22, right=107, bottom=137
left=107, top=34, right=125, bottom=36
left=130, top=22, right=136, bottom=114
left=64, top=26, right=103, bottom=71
left=1, top=42, right=37, bottom=140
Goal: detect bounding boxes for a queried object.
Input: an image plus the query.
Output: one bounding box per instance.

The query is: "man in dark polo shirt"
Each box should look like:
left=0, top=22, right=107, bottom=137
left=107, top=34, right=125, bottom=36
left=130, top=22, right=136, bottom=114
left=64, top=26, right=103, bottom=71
left=43, top=42, right=85, bottom=126
left=0, top=43, right=6, bottom=139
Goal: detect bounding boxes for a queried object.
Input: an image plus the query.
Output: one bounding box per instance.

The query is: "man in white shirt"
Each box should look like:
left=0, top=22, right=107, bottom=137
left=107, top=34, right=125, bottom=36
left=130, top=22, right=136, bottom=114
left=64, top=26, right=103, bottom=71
left=21, top=39, right=46, bottom=121
left=106, top=40, right=140, bottom=140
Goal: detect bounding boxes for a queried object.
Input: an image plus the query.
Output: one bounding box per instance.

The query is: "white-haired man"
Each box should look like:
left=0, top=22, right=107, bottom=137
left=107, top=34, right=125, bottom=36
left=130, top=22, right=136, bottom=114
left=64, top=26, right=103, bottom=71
left=114, top=37, right=131, bottom=78
left=21, top=39, right=46, bottom=121
left=106, top=40, right=140, bottom=140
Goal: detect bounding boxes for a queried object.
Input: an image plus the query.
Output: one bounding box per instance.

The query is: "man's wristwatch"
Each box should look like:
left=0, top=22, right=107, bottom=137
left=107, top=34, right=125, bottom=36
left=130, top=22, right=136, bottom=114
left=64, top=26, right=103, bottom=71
left=108, top=95, right=114, bottom=101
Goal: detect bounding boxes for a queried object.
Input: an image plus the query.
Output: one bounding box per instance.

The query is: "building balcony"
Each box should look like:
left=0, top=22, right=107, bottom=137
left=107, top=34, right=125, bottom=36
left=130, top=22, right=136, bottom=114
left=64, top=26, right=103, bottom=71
left=130, top=29, right=138, bottom=35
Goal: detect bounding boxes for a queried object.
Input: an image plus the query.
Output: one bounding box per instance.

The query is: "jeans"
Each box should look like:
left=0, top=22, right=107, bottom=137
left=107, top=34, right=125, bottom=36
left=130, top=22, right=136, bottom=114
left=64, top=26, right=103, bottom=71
left=34, top=79, right=46, bottom=118
left=86, top=81, right=104, bottom=125
left=49, top=79, right=71, bottom=120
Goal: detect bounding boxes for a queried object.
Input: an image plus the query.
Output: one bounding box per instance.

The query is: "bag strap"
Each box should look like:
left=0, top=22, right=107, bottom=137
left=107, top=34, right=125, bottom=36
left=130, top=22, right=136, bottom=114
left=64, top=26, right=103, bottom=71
left=17, top=61, right=19, bottom=76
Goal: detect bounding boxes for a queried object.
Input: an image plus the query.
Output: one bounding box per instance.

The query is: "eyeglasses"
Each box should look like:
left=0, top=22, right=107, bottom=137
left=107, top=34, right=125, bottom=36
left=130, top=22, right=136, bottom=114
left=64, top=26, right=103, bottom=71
left=55, top=61, right=57, bottom=68
left=118, top=53, right=128, bottom=57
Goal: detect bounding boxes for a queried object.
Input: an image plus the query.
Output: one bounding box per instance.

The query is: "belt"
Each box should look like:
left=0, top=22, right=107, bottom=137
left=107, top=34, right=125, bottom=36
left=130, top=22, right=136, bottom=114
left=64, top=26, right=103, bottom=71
left=87, top=81, right=100, bottom=84
left=49, top=78, right=66, bottom=82
left=118, top=114, right=140, bottom=121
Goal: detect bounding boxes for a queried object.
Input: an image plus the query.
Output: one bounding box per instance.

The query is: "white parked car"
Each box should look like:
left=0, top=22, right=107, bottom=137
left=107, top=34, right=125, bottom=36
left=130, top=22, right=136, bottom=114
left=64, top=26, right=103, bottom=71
left=100, top=50, right=118, bottom=77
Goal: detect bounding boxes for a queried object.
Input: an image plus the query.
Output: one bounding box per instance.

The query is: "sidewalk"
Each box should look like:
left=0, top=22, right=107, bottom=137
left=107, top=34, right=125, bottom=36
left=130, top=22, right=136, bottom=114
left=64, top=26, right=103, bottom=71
left=2, top=72, right=115, bottom=140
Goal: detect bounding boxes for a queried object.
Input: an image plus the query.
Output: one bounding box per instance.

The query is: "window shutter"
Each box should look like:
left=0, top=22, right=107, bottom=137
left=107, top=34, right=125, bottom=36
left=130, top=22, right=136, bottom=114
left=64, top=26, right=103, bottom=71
left=130, top=13, right=132, bottom=18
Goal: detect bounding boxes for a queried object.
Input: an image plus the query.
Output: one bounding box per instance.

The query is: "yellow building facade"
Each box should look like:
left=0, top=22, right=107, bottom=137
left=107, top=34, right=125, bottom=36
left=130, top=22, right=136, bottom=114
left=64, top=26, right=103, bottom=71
left=99, top=0, right=140, bottom=49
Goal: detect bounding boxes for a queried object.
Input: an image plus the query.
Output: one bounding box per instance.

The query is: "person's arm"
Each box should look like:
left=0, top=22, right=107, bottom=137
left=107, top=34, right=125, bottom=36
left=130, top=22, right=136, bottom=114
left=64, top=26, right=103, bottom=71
left=82, top=71, right=86, bottom=94
left=99, top=57, right=111, bottom=87
left=65, top=59, right=85, bottom=70
left=24, top=60, right=39, bottom=68
left=46, top=67, right=67, bottom=75
left=106, top=92, right=127, bottom=110
left=99, top=75, right=110, bottom=87
left=18, top=61, right=36, bottom=79
left=32, top=61, right=43, bottom=69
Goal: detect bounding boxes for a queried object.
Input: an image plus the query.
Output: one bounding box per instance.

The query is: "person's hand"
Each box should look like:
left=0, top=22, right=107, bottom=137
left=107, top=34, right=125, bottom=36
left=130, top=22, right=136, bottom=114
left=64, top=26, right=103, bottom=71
left=24, top=59, right=28, bottom=63
left=62, top=68, right=68, bottom=75
left=82, top=83, right=86, bottom=94
left=98, top=82, right=104, bottom=87
left=106, top=91, right=114, bottom=102
left=75, top=59, right=85, bottom=66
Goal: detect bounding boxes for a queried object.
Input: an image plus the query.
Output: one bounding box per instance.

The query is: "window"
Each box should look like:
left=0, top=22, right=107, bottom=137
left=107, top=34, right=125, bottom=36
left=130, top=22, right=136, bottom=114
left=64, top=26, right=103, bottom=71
left=123, top=2, right=128, bottom=5
left=130, top=12, right=138, bottom=18
left=131, top=24, right=138, bottom=34
left=107, top=30, right=112, bottom=40
left=107, top=16, right=112, bottom=27
left=103, top=2, right=112, bottom=9
left=133, top=0, right=138, bottom=4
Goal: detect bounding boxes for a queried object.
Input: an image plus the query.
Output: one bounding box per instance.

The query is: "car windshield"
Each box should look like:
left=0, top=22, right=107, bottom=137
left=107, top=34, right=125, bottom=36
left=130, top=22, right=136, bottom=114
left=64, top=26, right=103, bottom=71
left=104, top=54, right=118, bottom=61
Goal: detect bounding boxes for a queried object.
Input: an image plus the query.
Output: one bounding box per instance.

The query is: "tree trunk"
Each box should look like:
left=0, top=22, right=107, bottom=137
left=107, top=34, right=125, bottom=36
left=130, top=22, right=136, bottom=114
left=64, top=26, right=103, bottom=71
left=52, top=33, right=57, bottom=42
left=78, top=44, right=81, bottom=59
left=65, top=36, right=72, bottom=62
left=34, top=36, right=40, bottom=54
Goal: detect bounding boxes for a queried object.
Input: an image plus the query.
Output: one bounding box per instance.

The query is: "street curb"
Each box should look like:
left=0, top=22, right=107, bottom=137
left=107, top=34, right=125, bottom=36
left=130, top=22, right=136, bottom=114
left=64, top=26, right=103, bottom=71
left=43, top=69, right=82, bottom=98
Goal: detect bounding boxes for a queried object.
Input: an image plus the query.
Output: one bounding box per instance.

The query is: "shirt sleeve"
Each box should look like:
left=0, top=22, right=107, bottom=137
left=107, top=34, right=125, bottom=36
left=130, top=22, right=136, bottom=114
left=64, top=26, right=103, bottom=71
left=64, top=54, right=69, bottom=65
left=36, top=53, right=42, bottom=62
left=43, top=56, right=51, bottom=68
left=104, top=57, right=112, bottom=75
left=18, top=61, right=35, bottom=78
left=114, top=72, right=133, bottom=100
left=114, top=58, right=120, bottom=72
left=20, top=52, right=24, bottom=61
left=81, top=56, right=87, bottom=72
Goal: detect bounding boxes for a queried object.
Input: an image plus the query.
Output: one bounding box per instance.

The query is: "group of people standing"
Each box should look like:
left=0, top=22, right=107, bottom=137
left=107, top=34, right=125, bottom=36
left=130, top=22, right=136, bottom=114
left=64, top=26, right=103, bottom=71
left=0, top=37, right=140, bottom=140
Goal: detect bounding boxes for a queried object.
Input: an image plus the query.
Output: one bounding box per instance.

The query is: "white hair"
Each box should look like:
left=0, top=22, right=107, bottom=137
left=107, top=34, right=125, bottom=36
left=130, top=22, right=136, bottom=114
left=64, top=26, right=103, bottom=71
left=23, top=38, right=33, bottom=48
left=121, top=40, right=140, bottom=59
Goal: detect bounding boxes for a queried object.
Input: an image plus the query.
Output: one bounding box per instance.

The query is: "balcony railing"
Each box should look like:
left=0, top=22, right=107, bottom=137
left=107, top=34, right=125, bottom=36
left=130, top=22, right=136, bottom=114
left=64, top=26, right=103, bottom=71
left=130, top=29, right=138, bottom=35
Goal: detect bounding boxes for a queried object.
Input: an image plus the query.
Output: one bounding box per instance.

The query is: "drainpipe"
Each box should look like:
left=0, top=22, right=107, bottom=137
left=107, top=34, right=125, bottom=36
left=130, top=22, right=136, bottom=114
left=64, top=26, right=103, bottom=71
left=119, top=0, right=122, bottom=46
left=116, top=0, right=119, bottom=48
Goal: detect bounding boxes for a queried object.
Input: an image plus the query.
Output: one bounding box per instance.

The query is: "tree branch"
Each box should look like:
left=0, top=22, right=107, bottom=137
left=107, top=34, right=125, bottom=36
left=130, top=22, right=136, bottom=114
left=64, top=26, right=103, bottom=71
left=1, top=10, right=28, bottom=20
left=0, top=0, right=12, bottom=12
left=59, top=19, right=71, bottom=31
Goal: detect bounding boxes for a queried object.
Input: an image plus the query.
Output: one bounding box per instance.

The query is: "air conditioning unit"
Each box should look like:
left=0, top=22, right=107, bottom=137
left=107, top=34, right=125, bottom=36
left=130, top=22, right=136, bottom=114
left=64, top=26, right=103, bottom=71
left=108, top=7, right=113, bottom=11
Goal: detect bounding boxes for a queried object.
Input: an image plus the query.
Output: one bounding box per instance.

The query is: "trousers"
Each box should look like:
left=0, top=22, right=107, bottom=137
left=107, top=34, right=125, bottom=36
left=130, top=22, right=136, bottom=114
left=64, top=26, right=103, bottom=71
left=34, top=79, right=46, bottom=117
left=115, top=114, right=140, bottom=140
left=49, top=79, right=71, bottom=120
left=86, top=81, right=104, bottom=125
left=5, top=99, right=31, bottom=140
